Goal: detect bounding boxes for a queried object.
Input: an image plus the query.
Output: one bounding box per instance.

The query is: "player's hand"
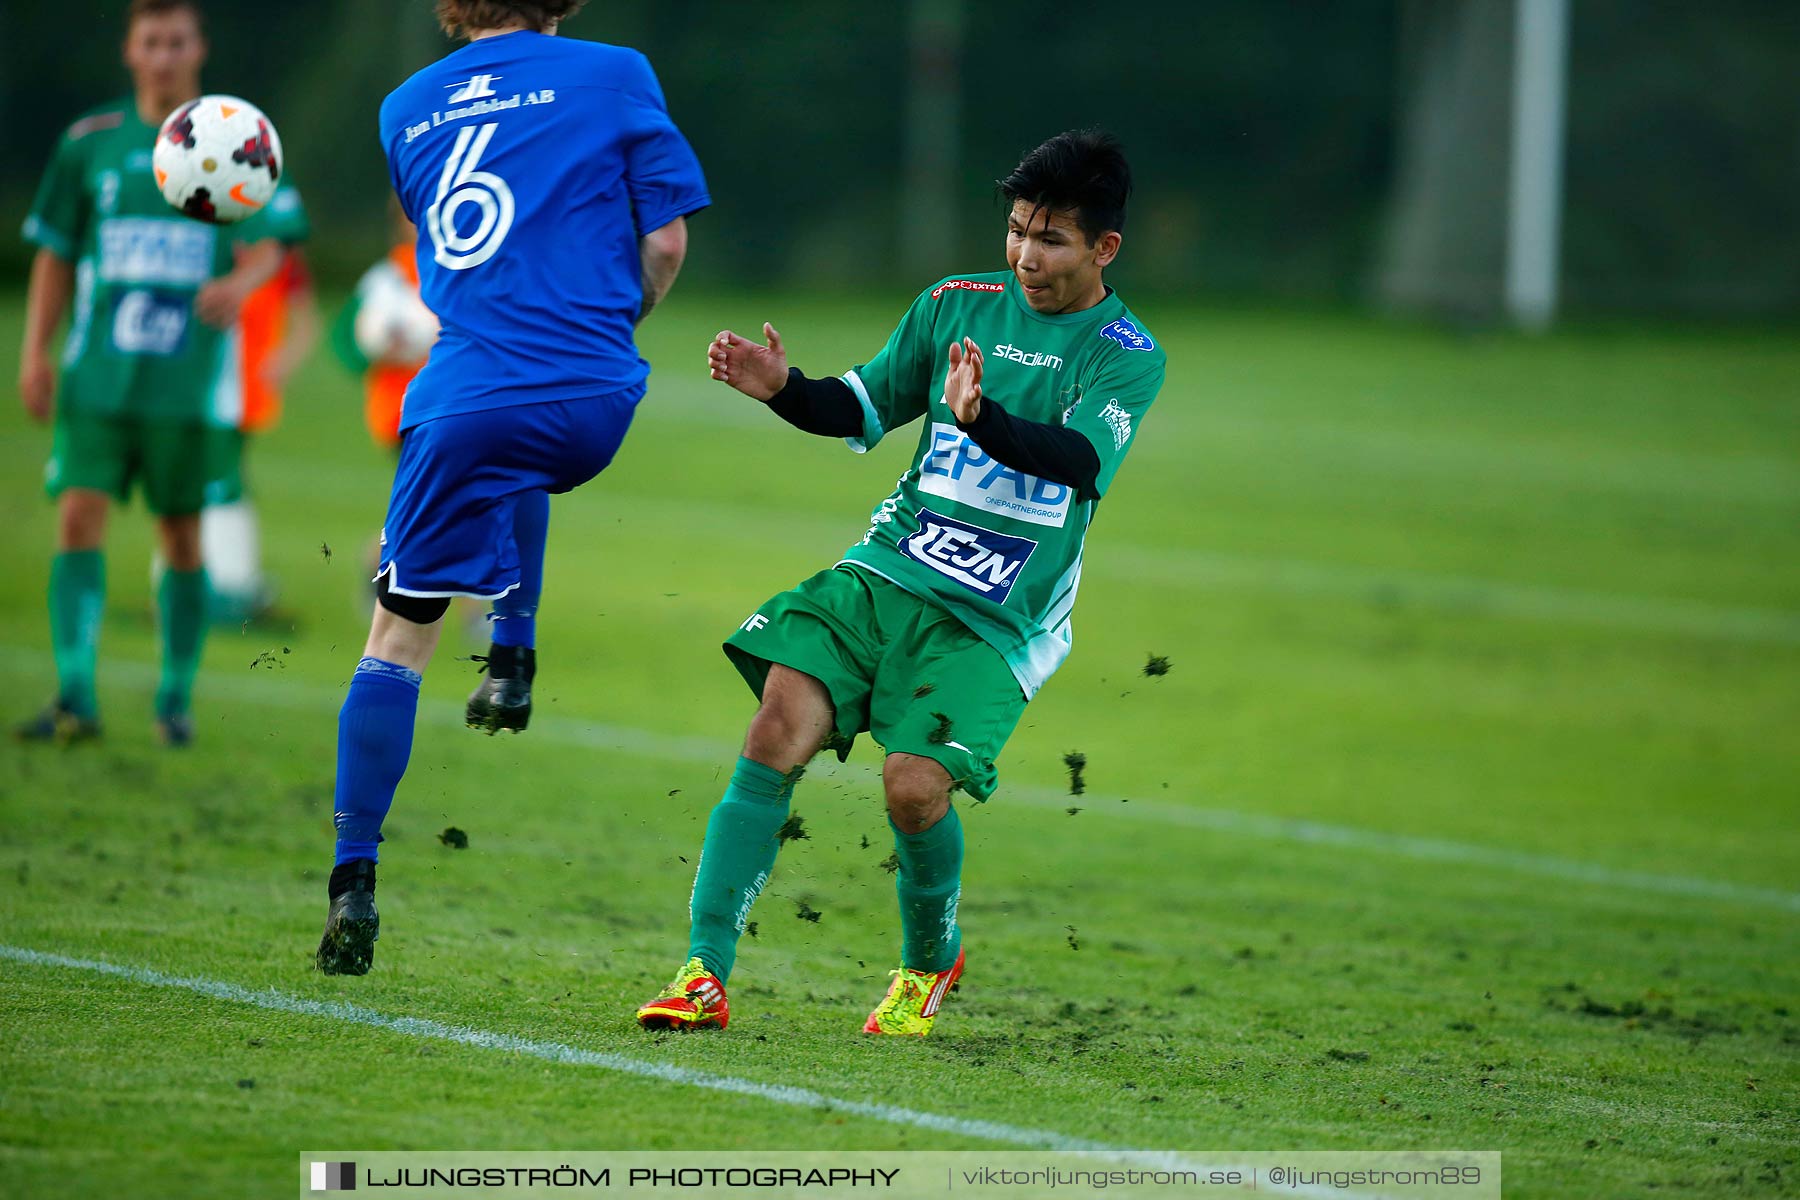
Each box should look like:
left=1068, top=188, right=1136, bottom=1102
left=19, top=353, right=54, bottom=423
left=195, top=276, right=251, bottom=329
left=945, top=337, right=983, bottom=423
left=708, top=323, right=788, bottom=402
left=262, top=343, right=303, bottom=390
left=379, top=329, right=415, bottom=367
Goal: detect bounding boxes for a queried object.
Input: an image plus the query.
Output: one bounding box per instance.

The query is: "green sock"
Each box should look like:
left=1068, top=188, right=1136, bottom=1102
left=48, top=550, right=106, bottom=718
left=687, top=756, right=794, bottom=983
left=893, top=804, right=964, bottom=972
left=156, top=567, right=209, bottom=718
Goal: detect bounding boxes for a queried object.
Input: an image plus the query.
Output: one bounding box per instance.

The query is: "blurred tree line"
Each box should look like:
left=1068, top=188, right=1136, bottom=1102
left=3, top=0, right=1795, bottom=316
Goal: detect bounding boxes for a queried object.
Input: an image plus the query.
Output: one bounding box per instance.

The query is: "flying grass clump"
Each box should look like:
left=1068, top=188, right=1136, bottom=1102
left=1063, top=751, right=1088, bottom=796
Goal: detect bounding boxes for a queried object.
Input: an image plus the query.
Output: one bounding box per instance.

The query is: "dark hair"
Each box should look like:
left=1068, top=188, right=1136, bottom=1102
left=436, top=0, right=586, bottom=37
left=435, top=0, right=583, bottom=37
left=126, top=0, right=205, bottom=34
left=999, top=129, right=1132, bottom=244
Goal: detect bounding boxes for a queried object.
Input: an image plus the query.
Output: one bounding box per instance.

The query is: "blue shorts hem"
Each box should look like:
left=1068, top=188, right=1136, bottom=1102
left=374, top=562, right=520, bottom=603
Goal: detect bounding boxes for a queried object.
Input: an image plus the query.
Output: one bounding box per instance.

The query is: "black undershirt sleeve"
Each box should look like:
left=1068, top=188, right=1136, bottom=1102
left=762, top=367, right=865, bottom=437
left=956, top=398, right=1103, bottom=498
left=762, top=368, right=1102, bottom=498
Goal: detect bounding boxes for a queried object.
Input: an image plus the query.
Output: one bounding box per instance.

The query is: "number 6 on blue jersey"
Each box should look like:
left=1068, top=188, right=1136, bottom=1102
left=427, top=122, right=514, bottom=270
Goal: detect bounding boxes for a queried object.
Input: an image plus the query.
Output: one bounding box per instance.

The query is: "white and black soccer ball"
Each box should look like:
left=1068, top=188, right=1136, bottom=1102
left=153, top=94, right=283, bottom=225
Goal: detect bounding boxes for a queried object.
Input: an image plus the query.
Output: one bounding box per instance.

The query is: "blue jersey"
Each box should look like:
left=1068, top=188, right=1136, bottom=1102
left=379, top=31, right=708, bottom=430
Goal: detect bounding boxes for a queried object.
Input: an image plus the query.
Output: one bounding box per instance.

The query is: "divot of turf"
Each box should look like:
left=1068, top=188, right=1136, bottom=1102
left=1062, top=751, right=1087, bottom=796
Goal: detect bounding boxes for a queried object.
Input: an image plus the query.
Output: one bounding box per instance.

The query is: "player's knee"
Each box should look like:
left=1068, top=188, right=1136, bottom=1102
left=375, top=573, right=451, bottom=625
left=57, top=491, right=108, bottom=550
left=744, top=667, right=833, bottom=767
left=883, top=754, right=951, bottom=834
left=157, top=514, right=203, bottom=572
left=743, top=700, right=817, bottom=769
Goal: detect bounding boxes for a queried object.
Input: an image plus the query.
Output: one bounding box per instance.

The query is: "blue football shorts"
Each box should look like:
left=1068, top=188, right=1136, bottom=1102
left=377, top=389, right=640, bottom=600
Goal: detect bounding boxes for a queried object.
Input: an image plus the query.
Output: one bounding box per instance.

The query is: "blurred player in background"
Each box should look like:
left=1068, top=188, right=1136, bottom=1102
left=332, top=198, right=437, bottom=455
left=638, top=131, right=1165, bottom=1037
left=201, top=192, right=318, bottom=624
left=314, top=0, right=708, bottom=974
left=152, top=181, right=315, bottom=622
left=15, top=0, right=297, bottom=747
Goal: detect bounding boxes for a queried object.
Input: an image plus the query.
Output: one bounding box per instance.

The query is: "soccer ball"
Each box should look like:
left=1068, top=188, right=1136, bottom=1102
left=153, top=94, right=283, bottom=225
left=354, top=266, right=440, bottom=366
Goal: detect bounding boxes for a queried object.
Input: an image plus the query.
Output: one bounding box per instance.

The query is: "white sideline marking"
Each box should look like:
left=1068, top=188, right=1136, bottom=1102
left=2, top=647, right=1795, bottom=915
left=0, top=944, right=1350, bottom=1196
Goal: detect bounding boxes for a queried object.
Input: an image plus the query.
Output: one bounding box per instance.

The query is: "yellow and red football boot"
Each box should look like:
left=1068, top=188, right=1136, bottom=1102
left=636, top=957, right=730, bottom=1031
left=862, top=946, right=965, bottom=1036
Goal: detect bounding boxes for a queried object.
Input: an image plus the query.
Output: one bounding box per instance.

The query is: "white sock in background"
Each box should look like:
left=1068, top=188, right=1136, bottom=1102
left=202, top=499, right=266, bottom=610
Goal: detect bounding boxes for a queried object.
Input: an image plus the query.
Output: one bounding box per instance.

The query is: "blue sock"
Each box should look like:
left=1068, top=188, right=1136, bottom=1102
left=491, top=490, right=548, bottom=648
left=332, top=657, right=422, bottom=865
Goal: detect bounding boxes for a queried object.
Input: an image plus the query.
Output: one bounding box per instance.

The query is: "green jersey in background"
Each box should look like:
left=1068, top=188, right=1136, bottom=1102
left=23, top=97, right=309, bottom=423
left=838, top=270, right=1167, bottom=698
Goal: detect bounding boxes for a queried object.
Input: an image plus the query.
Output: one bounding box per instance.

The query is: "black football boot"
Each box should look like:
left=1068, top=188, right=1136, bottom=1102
left=465, top=643, right=535, bottom=735
left=155, top=711, right=195, bottom=748
left=14, top=702, right=103, bottom=745
left=315, top=859, right=379, bottom=975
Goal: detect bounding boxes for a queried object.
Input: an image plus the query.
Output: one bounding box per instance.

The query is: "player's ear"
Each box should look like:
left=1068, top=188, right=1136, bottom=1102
left=1092, top=231, right=1121, bottom=270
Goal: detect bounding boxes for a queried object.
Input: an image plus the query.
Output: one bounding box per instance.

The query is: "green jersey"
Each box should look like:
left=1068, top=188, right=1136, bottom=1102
left=837, top=270, right=1166, bottom=699
left=23, top=98, right=310, bottom=421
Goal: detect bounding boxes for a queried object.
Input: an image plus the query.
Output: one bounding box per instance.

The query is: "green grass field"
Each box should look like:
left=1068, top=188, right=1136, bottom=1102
left=1, top=292, right=1796, bottom=1199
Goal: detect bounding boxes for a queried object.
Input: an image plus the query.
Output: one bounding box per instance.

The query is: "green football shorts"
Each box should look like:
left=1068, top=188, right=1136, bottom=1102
left=202, top=425, right=247, bottom=507
left=724, top=565, right=1028, bottom=801
left=45, top=410, right=213, bottom=516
